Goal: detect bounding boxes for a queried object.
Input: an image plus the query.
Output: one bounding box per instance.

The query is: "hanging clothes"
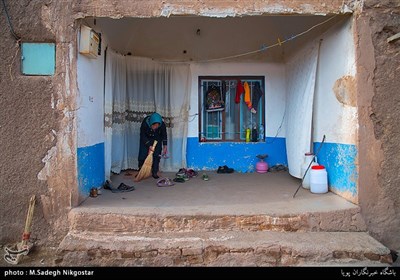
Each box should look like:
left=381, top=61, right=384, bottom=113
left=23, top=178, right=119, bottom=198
left=235, top=80, right=244, bottom=104
left=244, top=81, right=252, bottom=109
left=251, top=82, right=264, bottom=113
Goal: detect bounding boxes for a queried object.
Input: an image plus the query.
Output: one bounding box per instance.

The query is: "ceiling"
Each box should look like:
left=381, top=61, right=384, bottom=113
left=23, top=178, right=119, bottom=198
left=95, top=15, right=345, bottom=63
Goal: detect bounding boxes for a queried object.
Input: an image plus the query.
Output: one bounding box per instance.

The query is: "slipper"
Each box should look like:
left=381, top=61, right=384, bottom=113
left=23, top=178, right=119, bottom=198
left=111, top=183, right=135, bottom=193
left=157, top=177, right=175, bottom=187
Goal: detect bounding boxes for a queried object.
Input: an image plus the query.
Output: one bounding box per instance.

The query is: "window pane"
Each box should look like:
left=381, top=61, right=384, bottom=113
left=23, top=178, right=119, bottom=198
left=240, top=80, right=263, bottom=141
left=225, top=80, right=237, bottom=140
left=206, top=111, right=221, bottom=139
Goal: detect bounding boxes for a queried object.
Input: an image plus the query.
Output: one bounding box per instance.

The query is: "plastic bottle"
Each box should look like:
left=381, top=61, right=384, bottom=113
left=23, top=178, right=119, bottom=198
left=245, top=128, right=251, bottom=142
left=259, top=124, right=264, bottom=142
left=252, top=126, right=258, bottom=142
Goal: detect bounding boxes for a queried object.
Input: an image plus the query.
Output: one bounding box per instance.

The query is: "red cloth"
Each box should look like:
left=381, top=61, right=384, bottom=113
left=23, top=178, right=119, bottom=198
left=235, top=80, right=244, bottom=104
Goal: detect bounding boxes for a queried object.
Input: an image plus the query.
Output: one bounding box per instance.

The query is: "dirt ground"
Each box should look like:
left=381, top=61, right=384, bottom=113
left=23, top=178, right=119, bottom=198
left=0, top=245, right=59, bottom=267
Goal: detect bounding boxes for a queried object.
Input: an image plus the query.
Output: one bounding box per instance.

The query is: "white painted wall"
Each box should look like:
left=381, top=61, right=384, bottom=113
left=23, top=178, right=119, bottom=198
left=76, top=26, right=106, bottom=148
left=188, top=62, right=286, bottom=138
left=313, top=19, right=357, bottom=144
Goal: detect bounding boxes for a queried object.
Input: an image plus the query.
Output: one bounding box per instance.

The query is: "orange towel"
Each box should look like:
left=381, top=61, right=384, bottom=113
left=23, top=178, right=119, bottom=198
left=244, top=82, right=252, bottom=108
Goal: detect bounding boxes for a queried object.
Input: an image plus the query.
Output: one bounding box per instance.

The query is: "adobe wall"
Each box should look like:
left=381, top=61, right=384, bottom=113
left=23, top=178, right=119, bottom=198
left=356, top=0, right=400, bottom=250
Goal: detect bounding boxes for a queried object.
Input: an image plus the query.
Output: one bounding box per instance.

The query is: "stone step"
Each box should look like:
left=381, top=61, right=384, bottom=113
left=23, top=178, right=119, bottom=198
left=68, top=207, right=366, bottom=233
left=57, top=231, right=392, bottom=266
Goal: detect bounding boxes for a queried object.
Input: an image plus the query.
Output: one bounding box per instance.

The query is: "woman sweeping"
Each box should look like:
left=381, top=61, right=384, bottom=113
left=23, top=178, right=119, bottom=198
left=138, top=112, right=168, bottom=179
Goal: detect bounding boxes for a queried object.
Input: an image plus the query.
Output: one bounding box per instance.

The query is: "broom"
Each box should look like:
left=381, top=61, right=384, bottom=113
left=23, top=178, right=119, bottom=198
left=134, top=140, right=158, bottom=182
left=4, top=195, right=36, bottom=264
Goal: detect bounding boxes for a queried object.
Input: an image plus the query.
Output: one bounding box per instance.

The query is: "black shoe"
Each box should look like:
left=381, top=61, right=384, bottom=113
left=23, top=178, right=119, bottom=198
left=223, top=165, right=234, bottom=173
left=152, top=174, right=160, bottom=179
left=103, top=180, right=112, bottom=190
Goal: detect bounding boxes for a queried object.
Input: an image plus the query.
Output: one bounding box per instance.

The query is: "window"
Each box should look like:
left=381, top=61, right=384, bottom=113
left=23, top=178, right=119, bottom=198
left=198, top=76, right=265, bottom=142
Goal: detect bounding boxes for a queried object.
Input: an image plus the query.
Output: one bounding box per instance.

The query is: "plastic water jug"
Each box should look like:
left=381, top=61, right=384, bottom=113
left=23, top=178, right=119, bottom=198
left=310, top=165, right=328, bottom=194
left=301, top=153, right=318, bottom=189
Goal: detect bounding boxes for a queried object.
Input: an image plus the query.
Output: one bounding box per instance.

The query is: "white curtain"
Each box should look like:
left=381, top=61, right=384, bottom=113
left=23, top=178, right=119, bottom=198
left=285, top=43, right=319, bottom=178
left=104, top=50, right=190, bottom=179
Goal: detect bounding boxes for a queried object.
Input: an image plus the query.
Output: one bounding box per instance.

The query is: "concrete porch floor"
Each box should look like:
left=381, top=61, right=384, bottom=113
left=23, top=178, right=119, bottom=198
left=79, top=170, right=359, bottom=216
left=60, top=170, right=396, bottom=266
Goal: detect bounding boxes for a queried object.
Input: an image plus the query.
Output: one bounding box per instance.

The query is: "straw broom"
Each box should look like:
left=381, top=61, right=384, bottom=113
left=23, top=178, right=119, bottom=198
left=4, top=195, right=36, bottom=264
left=134, top=140, right=158, bottom=182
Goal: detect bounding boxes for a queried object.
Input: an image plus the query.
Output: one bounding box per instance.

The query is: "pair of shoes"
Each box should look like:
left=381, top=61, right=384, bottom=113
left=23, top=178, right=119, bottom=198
left=217, top=165, right=234, bottom=174
left=268, top=164, right=288, bottom=172
left=202, top=173, right=209, bottom=181
left=157, top=177, right=175, bottom=187
left=177, top=168, right=198, bottom=178
left=111, top=183, right=135, bottom=193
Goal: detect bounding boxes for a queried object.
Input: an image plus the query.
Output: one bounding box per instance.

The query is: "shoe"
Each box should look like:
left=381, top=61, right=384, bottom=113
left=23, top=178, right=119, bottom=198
left=223, top=165, right=234, bottom=173
left=202, top=173, right=209, bottom=181
left=103, top=180, right=112, bottom=190
left=217, top=166, right=234, bottom=173
left=176, top=168, right=187, bottom=177
left=186, top=169, right=198, bottom=178
left=173, top=177, right=185, bottom=183
left=217, top=166, right=225, bottom=173
left=111, top=183, right=135, bottom=193
left=152, top=174, right=160, bottom=179
left=176, top=173, right=189, bottom=181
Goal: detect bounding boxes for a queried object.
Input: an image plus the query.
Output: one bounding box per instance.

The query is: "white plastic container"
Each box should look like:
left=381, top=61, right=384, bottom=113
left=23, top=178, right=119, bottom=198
left=301, top=153, right=318, bottom=189
left=310, top=165, right=328, bottom=194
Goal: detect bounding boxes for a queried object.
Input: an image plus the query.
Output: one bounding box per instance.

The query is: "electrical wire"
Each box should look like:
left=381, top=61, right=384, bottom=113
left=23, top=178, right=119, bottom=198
left=197, top=15, right=337, bottom=63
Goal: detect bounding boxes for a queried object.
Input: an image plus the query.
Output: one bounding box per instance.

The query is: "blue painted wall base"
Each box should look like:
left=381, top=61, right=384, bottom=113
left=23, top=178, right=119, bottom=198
left=187, top=137, right=287, bottom=173
left=313, top=141, right=357, bottom=199
left=77, top=142, right=105, bottom=196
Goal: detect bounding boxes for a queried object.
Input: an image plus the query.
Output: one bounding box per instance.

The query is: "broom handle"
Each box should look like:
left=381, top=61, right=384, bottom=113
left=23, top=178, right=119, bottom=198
left=150, top=140, right=158, bottom=154
left=22, top=195, right=36, bottom=246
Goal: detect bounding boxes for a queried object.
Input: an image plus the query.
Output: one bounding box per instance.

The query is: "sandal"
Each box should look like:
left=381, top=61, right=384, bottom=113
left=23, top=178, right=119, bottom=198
left=202, top=173, right=209, bottom=181
left=157, top=177, right=175, bottom=187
